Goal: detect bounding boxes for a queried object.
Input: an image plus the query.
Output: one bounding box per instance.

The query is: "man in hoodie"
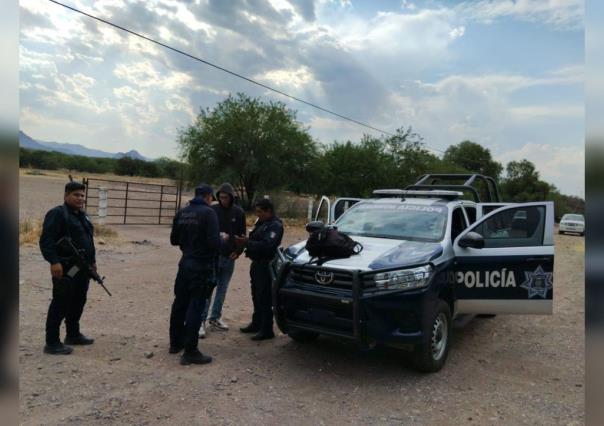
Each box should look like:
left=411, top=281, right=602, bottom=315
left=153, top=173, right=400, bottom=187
left=198, top=183, right=246, bottom=337
left=235, top=198, right=284, bottom=341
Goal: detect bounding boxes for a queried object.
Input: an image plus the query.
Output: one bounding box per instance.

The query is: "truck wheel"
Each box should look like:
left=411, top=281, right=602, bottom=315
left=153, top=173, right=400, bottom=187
left=288, top=329, right=319, bottom=343
left=413, top=300, right=451, bottom=373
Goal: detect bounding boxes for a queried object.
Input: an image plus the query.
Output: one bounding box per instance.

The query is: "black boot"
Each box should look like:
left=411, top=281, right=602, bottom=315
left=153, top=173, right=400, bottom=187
left=180, top=349, right=212, bottom=365
left=43, top=342, right=73, bottom=355
left=251, top=330, right=275, bottom=341
left=240, top=323, right=260, bottom=333
left=64, top=334, right=94, bottom=345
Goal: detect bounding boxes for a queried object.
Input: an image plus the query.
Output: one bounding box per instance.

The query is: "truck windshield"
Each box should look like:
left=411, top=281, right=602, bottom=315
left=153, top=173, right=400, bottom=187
left=335, top=203, right=448, bottom=242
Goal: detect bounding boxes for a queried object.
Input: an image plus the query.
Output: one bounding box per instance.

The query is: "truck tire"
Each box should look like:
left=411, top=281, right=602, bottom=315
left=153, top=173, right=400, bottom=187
left=413, top=299, right=451, bottom=373
left=288, top=328, right=319, bottom=343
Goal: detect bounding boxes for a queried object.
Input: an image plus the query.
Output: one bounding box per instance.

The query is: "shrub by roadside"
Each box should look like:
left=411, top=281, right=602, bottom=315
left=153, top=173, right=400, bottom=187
left=19, top=219, right=118, bottom=246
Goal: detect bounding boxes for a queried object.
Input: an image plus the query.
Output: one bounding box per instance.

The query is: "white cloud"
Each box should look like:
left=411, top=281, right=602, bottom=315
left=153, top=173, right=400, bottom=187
left=385, top=67, right=585, bottom=195
left=256, top=66, right=314, bottom=89
left=334, top=9, right=463, bottom=55
left=449, top=26, right=465, bottom=39
left=508, top=104, right=584, bottom=120
left=456, top=0, right=584, bottom=30
left=498, top=143, right=584, bottom=195
left=113, top=61, right=192, bottom=89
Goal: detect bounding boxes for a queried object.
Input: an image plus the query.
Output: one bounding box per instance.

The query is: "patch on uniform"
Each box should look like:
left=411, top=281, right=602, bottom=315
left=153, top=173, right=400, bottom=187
left=270, top=231, right=277, bottom=239
left=519, top=265, right=553, bottom=298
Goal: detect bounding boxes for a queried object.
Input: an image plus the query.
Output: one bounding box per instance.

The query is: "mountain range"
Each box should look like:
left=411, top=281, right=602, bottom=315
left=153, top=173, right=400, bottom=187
left=19, top=131, right=148, bottom=161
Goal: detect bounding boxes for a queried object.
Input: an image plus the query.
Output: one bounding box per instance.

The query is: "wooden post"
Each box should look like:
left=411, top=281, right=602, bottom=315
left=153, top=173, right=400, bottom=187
left=158, top=185, right=164, bottom=224
left=98, top=187, right=107, bottom=225
left=123, top=182, right=129, bottom=225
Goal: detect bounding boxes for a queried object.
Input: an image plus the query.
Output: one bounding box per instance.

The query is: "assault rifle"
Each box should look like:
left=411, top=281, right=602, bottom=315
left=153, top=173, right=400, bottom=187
left=56, top=236, right=112, bottom=296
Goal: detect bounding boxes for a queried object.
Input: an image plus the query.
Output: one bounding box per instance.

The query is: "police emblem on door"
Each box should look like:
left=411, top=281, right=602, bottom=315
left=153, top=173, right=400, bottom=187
left=520, top=265, right=553, bottom=298
left=315, top=270, right=334, bottom=285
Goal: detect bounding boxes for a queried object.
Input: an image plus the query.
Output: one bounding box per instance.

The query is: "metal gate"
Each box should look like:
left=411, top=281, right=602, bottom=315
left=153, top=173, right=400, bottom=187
left=83, top=178, right=182, bottom=225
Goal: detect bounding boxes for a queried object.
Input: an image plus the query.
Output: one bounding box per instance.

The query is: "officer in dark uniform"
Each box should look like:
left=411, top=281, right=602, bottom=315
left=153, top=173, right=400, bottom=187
left=39, top=181, right=96, bottom=355
left=236, top=198, right=284, bottom=341
left=169, top=184, right=224, bottom=365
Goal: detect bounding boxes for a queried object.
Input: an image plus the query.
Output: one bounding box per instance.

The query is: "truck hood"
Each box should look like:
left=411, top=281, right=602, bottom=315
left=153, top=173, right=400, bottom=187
left=287, top=236, right=443, bottom=271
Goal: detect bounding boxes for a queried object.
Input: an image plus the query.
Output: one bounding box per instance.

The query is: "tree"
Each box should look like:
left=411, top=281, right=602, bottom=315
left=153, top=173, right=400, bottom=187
left=178, top=93, right=318, bottom=208
left=443, top=140, right=503, bottom=180
left=320, top=138, right=391, bottom=197
left=501, top=160, right=553, bottom=202
left=114, top=156, right=141, bottom=176
left=383, top=127, right=454, bottom=186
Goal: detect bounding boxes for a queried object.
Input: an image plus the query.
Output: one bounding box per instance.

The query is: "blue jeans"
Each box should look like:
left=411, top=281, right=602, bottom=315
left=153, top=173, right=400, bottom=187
left=202, top=256, right=235, bottom=321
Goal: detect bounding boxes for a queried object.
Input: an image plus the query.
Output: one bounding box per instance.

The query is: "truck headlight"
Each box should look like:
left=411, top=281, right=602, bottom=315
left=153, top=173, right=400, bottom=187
left=374, top=265, right=433, bottom=290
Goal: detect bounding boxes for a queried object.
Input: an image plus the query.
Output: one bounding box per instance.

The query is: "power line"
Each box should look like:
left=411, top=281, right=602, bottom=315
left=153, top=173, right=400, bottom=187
left=47, top=0, right=397, bottom=138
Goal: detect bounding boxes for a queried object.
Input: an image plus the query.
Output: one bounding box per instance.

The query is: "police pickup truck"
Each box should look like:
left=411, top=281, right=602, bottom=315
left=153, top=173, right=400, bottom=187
left=270, top=174, right=554, bottom=372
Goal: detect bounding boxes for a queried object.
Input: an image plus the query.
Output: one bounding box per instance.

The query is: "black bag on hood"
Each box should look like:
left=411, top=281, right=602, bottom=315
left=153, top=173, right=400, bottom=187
left=305, top=226, right=363, bottom=261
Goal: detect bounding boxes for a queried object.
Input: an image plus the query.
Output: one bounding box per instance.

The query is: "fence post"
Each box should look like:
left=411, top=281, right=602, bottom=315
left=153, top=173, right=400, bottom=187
left=98, top=186, right=107, bottom=225
left=158, top=185, right=164, bottom=225
left=84, top=178, right=89, bottom=211
left=123, top=182, right=129, bottom=225
left=307, top=197, right=314, bottom=222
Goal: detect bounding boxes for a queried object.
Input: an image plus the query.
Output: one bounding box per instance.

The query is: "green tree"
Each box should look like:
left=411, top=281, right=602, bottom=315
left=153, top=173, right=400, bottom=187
left=320, top=138, right=391, bottom=197
left=383, top=127, right=455, bottom=186
left=501, top=160, right=553, bottom=202
left=178, top=93, right=318, bottom=207
left=443, top=140, right=503, bottom=180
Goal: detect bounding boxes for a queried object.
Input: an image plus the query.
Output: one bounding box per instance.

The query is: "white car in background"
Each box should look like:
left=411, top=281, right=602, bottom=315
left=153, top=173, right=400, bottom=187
left=558, top=214, right=585, bottom=236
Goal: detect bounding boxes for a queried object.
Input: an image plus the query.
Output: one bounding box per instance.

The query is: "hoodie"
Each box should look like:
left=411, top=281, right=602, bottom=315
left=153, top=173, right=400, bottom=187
left=212, top=183, right=246, bottom=257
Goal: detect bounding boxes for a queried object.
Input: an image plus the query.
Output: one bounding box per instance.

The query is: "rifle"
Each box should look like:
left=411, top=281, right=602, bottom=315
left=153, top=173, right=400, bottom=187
left=56, top=236, right=112, bottom=296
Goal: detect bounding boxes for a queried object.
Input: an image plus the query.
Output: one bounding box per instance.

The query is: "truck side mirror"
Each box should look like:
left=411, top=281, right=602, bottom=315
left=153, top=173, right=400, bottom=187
left=305, top=221, right=325, bottom=233
left=458, top=232, right=485, bottom=249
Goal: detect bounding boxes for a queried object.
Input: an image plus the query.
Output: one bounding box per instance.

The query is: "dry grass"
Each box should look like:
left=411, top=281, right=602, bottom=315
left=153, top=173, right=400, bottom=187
left=19, top=219, right=119, bottom=246
left=19, top=168, right=179, bottom=187
left=19, top=219, right=43, bottom=246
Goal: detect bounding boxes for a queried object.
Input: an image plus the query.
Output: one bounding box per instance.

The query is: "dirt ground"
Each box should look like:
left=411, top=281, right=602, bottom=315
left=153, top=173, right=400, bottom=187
left=19, top=174, right=584, bottom=425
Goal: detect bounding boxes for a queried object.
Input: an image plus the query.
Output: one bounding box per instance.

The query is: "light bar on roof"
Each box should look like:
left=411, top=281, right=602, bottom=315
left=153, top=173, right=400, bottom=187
left=373, top=189, right=463, bottom=199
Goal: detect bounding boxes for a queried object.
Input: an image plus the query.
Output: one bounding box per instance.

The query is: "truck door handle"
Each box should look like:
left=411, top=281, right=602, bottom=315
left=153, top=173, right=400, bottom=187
left=526, top=257, right=550, bottom=262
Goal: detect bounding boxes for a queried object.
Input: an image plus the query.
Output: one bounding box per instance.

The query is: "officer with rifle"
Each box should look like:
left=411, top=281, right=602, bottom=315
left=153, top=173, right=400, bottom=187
left=169, top=184, right=226, bottom=365
left=39, top=181, right=103, bottom=355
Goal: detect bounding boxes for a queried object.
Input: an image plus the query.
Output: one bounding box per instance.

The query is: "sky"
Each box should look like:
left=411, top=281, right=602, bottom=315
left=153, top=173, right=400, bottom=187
left=19, top=0, right=584, bottom=196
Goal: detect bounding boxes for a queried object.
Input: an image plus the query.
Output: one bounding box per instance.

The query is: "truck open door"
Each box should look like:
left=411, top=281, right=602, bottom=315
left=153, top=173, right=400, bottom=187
left=453, top=202, right=555, bottom=315
left=313, top=196, right=331, bottom=224
left=331, top=198, right=361, bottom=222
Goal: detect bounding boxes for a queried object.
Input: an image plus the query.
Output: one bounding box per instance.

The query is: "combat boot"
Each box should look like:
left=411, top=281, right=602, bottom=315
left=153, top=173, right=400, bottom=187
left=180, top=349, right=213, bottom=365
left=64, top=334, right=94, bottom=345
left=240, top=323, right=260, bottom=333
left=43, top=342, right=73, bottom=355
left=251, top=330, right=275, bottom=341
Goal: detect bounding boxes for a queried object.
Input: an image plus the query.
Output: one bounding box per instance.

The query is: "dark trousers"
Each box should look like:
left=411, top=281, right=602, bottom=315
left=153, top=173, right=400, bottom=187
left=45, top=275, right=90, bottom=345
left=250, top=260, right=273, bottom=333
left=169, top=259, right=211, bottom=353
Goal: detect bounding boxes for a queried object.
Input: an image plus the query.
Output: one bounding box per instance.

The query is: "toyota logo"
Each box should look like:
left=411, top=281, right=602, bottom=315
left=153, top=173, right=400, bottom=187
left=315, top=270, right=334, bottom=285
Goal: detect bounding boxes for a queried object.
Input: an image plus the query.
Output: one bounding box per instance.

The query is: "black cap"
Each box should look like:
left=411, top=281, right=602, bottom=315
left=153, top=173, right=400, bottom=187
left=194, top=183, right=214, bottom=197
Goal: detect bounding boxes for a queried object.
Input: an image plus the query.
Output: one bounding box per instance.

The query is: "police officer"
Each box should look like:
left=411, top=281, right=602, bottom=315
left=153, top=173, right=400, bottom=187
left=236, top=198, right=284, bottom=341
left=169, top=184, right=225, bottom=365
left=39, top=181, right=96, bottom=355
